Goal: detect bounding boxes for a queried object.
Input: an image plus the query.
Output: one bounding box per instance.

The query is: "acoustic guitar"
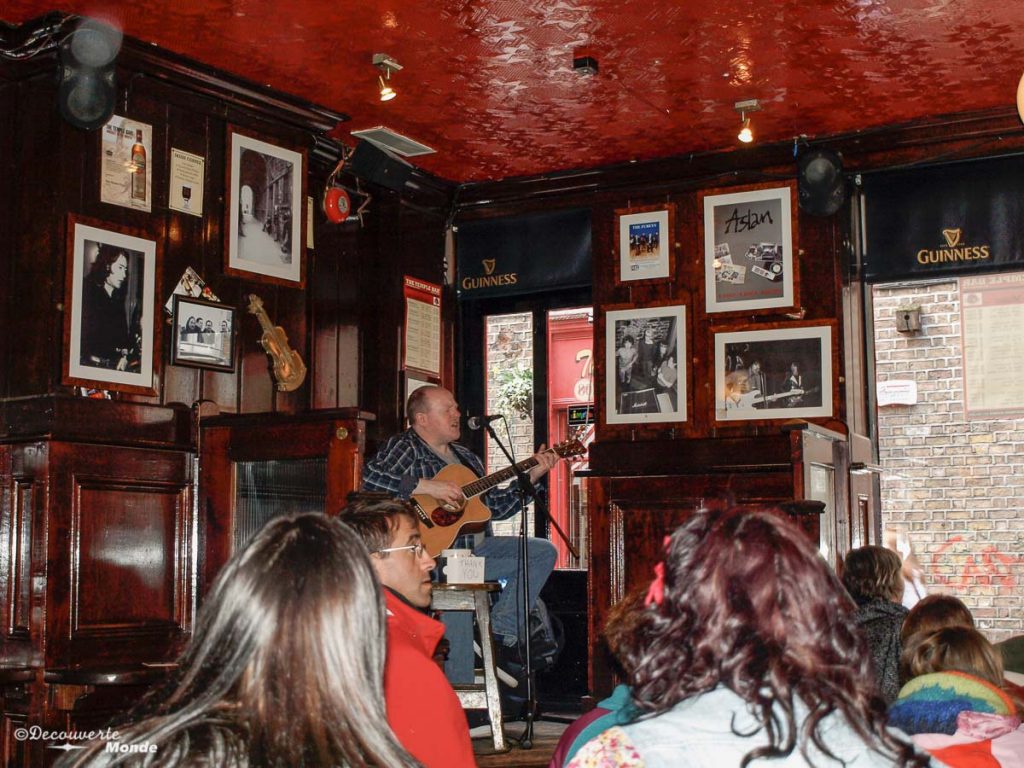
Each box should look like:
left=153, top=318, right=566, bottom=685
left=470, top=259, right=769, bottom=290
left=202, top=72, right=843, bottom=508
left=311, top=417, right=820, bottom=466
left=412, top=438, right=586, bottom=556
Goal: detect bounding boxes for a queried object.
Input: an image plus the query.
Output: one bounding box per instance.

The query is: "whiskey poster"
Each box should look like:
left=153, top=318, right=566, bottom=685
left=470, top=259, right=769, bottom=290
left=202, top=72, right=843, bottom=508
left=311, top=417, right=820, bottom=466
left=100, top=116, right=152, bottom=212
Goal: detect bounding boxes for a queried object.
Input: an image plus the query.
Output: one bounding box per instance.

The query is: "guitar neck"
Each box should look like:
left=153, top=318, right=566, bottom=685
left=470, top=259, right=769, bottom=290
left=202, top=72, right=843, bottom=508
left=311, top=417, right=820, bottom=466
left=461, top=456, right=539, bottom=499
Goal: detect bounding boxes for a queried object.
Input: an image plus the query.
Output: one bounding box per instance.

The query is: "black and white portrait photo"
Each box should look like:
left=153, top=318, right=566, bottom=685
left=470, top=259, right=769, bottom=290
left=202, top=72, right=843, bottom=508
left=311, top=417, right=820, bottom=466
left=171, top=296, right=236, bottom=372
left=65, top=218, right=157, bottom=394
left=226, top=130, right=304, bottom=285
left=605, top=305, right=687, bottom=424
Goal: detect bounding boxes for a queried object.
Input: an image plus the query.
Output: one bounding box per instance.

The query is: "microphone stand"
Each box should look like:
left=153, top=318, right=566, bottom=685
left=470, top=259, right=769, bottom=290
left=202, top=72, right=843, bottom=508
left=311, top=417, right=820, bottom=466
left=482, top=418, right=539, bottom=749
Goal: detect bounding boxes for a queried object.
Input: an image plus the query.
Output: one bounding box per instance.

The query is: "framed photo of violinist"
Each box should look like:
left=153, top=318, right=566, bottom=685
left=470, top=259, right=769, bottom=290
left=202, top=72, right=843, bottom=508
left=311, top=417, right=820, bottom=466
left=170, top=295, right=237, bottom=372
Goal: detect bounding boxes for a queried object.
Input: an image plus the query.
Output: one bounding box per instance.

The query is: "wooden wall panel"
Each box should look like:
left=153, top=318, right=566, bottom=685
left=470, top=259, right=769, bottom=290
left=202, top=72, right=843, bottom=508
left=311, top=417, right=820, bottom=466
left=46, top=442, right=192, bottom=668
left=74, top=484, right=184, bottom=629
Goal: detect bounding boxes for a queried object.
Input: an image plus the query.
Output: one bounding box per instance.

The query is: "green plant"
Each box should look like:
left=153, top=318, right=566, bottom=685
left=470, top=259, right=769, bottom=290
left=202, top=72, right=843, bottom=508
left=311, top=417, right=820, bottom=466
left=494, top=366, right=533, bottom=420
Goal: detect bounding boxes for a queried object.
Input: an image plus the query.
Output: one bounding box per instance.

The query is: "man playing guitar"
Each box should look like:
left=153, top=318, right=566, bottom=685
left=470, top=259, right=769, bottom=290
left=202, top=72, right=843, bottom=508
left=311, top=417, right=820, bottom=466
left=362, top=385, right=559, bottom=685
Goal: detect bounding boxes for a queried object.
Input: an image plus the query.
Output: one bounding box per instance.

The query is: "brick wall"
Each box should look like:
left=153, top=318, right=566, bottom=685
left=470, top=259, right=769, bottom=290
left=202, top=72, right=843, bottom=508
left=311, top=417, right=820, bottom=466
left=873, top=280, right=1024, bottom=642
left=485, top=312, right=536, bottom=536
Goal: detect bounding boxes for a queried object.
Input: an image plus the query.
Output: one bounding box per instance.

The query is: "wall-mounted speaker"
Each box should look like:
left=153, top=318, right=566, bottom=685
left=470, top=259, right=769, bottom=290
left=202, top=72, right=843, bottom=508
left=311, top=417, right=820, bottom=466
left=57, top=19, right=122, bottom=131
left=798, top=148, right=847, bottom=217
left=346, top=140, right=413, bottom=193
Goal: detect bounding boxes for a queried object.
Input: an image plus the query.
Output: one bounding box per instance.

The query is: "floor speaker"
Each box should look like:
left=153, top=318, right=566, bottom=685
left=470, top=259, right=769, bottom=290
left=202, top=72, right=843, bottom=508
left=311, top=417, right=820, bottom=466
left=347, top=141, right=413, bottom=193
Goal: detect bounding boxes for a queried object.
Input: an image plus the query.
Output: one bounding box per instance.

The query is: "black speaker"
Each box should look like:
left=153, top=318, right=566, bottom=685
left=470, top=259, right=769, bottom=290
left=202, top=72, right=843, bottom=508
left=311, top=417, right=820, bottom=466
left=798, top=148, right=847, bottom=216
left=346, top=141, right=413, bottom=193
left=56, top=19, right=121, bottom=131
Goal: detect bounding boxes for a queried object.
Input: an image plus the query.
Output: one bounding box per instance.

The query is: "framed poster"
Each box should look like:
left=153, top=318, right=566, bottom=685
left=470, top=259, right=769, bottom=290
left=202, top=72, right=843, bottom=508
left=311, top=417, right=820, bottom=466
left=701, top=183, right=797, bottom=313
left=170, top=295, right=236, bottom=372
left=605, top=304, right=686, bottom=424
left=225, top=127, right=306, bottom=286
left=64, top=216, right=159, bottom=395
left=616, top=204, right=675, bottom=283
left=714, top=324, right=833, bottom=421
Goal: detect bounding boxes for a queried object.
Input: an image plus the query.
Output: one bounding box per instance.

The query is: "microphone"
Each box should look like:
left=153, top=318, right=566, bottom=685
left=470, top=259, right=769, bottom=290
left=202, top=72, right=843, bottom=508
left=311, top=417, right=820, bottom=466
left=467, top=414, right=502, bottom=430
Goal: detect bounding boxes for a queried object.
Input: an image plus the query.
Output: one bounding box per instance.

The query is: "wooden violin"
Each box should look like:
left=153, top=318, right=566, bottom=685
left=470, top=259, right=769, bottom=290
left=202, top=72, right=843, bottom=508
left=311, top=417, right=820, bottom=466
left=247, top=294, right=307, bottom=392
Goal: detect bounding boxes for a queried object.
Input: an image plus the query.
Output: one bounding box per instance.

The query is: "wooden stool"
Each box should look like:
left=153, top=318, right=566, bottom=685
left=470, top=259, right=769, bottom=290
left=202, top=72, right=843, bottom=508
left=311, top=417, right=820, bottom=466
left=431, top=582, right=506, bottom=752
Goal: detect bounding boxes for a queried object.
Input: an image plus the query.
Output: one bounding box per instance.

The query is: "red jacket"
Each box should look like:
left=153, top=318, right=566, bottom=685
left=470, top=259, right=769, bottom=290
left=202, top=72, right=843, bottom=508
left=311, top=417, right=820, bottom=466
left=383, top=589, right=477, bottom=767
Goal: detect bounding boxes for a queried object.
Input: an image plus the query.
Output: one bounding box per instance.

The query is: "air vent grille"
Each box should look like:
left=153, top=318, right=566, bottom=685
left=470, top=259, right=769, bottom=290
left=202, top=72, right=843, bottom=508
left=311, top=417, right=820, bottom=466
left=350, top=126, right=436, bottom=157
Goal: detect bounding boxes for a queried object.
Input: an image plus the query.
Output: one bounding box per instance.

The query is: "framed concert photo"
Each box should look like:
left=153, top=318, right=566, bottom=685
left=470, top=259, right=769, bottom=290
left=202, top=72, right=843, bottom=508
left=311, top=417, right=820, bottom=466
left=224, top=127, right=306, bottom=287
left=605, top=304, right=687, bottom=424
left=63, top=215, right=159, bottom=396
left=701, top=182, right=797, bottom=314
left=171, top=295, right=237, bottom=372
left=714, top=324, right=833, bottom=422
left=615, top=204, right=675, bottom=284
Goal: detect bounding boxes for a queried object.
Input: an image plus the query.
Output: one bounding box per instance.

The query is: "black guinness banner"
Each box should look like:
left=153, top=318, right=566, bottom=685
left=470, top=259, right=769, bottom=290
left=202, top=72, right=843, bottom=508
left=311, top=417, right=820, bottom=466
left=456, top=208, right=591, bottom=299
left=863, top=155, right=1024, bottom=282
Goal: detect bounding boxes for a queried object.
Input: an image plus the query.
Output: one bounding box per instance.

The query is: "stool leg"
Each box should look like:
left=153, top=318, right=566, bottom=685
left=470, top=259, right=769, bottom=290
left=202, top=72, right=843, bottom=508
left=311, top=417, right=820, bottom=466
left=475, top=590, right=506, bottom=752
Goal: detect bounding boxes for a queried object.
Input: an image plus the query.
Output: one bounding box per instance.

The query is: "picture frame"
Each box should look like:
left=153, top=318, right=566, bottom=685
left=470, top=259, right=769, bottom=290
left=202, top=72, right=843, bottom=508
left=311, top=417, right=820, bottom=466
left=714, top=323, right=834, bottom=422
left=170, top=295, right=237, bottom=372
left=615, top=204, right=675, bottom=283
left=63, top=215, right=159, bottom=395
left=700, top=182, right=797, bottom=313
left=605, top=304, right=687, bottom=424
left=224, top=127, right=306, bottom=287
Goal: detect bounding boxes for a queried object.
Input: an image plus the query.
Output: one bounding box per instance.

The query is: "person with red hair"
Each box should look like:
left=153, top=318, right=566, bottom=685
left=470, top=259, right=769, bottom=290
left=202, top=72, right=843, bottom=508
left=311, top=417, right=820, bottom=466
left=568, top=507, right=928, bottom=767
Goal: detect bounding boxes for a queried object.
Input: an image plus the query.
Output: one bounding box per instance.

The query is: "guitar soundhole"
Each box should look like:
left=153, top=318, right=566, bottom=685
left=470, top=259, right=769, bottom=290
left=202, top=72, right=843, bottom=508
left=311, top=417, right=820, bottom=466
left=431, top=507, right=463, bottom=527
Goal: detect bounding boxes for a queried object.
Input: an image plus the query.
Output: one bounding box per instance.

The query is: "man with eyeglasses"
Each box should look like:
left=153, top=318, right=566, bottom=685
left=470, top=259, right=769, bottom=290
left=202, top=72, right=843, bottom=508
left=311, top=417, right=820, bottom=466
left=341, top=495, right=476, bottom=768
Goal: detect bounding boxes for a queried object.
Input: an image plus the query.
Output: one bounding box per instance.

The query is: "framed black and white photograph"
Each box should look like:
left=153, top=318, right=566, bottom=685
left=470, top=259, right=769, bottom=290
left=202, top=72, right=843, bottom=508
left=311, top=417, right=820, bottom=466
left=64, top=216, right=158, bottom=395
left=171, top=295, right=237, bottom=372
left=616, top=204, right=675, bottom=283
left=714, top=324, right=833, bottom=421
left=605, top=304, right=686, bottom=424
left=225, top=127, right=306, bottom=287
left=701, top=183, right=797, bottom=313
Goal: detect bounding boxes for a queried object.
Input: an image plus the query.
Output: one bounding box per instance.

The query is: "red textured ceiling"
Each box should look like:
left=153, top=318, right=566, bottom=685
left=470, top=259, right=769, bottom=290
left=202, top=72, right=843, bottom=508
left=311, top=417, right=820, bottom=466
left=4, top=1, right=1024, bottom=183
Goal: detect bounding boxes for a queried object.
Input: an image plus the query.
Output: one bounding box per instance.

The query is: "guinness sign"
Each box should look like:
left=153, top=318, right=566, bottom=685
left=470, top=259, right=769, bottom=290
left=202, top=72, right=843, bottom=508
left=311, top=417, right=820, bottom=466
left=456, top=209, right=591, bottom=299
left=915, top=227, right=991, bottom=267
left=863, top=155, right=1024, bottom=282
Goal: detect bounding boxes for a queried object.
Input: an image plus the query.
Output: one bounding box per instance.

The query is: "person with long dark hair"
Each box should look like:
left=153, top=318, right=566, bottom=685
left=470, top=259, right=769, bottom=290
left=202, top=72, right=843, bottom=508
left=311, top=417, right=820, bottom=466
left=59, top=513, right=421, bottom=767
left=568, top=507, right=928, bottom=767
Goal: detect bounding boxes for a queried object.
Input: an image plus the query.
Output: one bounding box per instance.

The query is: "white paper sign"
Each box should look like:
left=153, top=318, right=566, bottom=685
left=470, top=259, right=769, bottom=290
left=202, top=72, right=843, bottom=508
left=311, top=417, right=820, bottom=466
left=168, top=148, right=205, bottom=217
left=877, top=379, right=918, bottom=406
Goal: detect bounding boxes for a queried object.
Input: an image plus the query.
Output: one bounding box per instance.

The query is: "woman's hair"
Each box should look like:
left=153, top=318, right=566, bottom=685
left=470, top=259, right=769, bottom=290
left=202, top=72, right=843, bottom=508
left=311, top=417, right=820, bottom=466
left=620, top=506, right=926, bottom=768
left=841, top=545, right=904, bottom=604
left=600, top=586, right=650, bottom=678
left=61, top=513, right=419, bottom=767
left=900, top=594, right=974, bottom=646
left=903, top=626, right=1004, bottom=687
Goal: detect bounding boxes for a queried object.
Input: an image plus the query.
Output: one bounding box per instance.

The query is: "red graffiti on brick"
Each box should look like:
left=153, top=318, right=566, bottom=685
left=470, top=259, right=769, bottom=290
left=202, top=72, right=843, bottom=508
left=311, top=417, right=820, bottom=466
left=927, top=535, right=1023, bottom=591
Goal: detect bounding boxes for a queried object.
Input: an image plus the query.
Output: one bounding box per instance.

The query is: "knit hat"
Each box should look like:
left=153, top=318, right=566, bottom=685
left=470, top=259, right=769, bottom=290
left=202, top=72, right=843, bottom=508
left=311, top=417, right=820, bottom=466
left=888, top=670, right=1015, bottom=735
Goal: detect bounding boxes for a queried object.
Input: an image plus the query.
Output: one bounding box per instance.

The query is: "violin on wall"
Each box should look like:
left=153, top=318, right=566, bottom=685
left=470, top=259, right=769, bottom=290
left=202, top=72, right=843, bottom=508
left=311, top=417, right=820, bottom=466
left=246, top=294, right=307, bottom=392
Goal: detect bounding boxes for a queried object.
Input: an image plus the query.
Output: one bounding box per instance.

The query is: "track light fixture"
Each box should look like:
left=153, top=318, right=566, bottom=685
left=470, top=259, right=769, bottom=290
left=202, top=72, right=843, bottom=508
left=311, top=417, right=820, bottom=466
left=734, top=98, right=761, bottom=144
left=372, top=53, right=401, bottom=102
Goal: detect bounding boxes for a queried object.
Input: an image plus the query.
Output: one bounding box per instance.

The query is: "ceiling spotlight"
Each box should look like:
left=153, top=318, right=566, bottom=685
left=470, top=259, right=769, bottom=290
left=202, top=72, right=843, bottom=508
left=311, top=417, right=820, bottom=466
left=734, top=98, right=761, bottom=144
left=372, top=52, right=401, bottom=102
left=378, top=75, right=396, bottom=102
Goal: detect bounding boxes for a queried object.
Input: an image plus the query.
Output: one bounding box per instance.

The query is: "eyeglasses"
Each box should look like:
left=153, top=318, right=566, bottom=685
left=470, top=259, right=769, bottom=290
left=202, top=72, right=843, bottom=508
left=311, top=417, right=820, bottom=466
left=377, top=543, right=428, bottom=558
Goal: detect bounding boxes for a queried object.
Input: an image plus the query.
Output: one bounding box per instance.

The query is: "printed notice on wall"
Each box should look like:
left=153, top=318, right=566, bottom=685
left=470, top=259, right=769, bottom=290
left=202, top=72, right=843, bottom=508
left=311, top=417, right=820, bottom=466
left=403, top=276, right=442, bottom=375
left=168, top=148, right=205, bottom=217
left=961, top=271, right=1024, bottom=416
left=100, top=116, right=152, bottom=212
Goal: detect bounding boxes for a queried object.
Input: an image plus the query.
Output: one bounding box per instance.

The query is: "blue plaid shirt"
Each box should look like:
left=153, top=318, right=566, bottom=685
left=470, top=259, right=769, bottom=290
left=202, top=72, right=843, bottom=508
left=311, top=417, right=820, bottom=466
left=361, top=428, right=523, bottom=547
